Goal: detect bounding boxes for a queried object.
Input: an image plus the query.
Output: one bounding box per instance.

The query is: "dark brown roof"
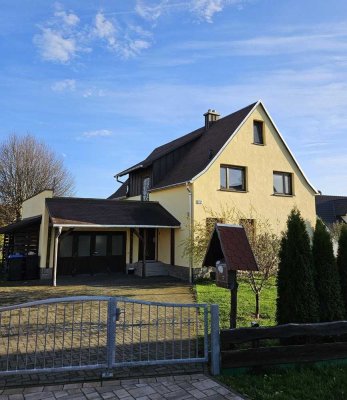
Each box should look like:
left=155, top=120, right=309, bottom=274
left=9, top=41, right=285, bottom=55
left=0, top=215, right=42, bottom=234
left=108, top=179, right=128, bottom=199
left=203, top=224, right=258, bottom=271
left=316, top=195, right=347, bottom=225
left=46, top=197, right=180, bottom=227
left=116, top=102, right=257, bottom=190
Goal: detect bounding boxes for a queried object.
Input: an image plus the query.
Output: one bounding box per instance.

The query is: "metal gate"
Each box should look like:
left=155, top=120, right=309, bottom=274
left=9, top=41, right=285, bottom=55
left=0, top=296, right=217, bottom=376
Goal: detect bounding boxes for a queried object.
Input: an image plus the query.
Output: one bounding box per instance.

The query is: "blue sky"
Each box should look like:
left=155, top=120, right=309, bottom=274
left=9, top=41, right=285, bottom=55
left=1, top=0, right=347, bottom=197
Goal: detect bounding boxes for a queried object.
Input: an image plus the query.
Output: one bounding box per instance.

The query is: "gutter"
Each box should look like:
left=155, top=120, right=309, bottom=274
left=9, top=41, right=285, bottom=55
left=186, top=181, right=193, bottom=284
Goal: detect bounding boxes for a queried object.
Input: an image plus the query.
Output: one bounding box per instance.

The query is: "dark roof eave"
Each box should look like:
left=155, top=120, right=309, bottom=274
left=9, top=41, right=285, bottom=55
left=0, top=215, right=42, bottom=234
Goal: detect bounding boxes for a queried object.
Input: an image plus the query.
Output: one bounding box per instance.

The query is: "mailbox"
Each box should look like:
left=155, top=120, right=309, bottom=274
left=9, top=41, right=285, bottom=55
left=203, top=224, right=258, bottom=288
left=215, top=260, right=236, bottom=289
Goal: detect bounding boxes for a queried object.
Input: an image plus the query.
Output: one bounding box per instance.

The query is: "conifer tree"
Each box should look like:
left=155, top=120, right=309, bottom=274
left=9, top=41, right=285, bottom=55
left=276, top=208, right=319, bottom=324
left=312, top=219, right=344, bottom=321
left=337, top=225, right=347, bottom=314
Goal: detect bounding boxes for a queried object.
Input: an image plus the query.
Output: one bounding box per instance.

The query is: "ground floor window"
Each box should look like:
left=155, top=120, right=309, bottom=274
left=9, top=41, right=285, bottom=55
left=59, top=232, right=125, bottom=258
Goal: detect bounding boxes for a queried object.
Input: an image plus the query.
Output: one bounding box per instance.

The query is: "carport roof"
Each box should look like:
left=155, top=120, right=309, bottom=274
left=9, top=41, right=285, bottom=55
left=0, top=215, right=42, bottom=234
left=46, top=197, right=181, bottom=228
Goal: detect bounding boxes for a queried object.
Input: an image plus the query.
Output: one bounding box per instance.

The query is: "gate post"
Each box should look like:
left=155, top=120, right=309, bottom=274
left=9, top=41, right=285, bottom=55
left=210, top=304, right=220, bottom=376
left=105, top=297, right=117, bottom=376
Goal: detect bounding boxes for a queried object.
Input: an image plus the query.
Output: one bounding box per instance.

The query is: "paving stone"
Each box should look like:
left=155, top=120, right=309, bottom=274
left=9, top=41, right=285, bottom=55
left=53, top=391, right=70, bottom=398
left=8, top=395, right=24, bottom=400
left=63, top=383, right=83, bottom=389
left=128, top=386, right=157, bottom=398
left=192, top=380, right=218, bottom=391
left=163, top=389, right=191, bottom=400
left=114, top=389, right=131, bottom=399
left=188, top=389, right=207, bottom=399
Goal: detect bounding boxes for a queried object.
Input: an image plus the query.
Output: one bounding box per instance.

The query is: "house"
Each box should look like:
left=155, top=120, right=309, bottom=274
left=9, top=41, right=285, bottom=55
left=316, top=195, right=347, bottom=226
left=0, top=100, right=318, bottom=284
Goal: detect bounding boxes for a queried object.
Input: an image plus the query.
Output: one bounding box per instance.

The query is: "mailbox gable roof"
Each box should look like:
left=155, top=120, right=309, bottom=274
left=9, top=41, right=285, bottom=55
left=203, top=224, right=258, bottom=271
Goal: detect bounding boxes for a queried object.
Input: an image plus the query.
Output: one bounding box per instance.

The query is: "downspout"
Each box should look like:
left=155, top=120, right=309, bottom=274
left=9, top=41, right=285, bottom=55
left=52, top=226, right=62, bottom=287
left=186, top=182, right=193, bottom=284
left=116, top=174, right=125, bottom=184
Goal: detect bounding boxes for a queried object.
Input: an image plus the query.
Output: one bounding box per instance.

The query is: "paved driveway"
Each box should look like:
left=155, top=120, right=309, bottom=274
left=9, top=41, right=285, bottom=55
left=0, top=374, right=244, bottom=400
left=0, top=275, right=195, bottom=306
left=0, top=275, right=204, bottom=381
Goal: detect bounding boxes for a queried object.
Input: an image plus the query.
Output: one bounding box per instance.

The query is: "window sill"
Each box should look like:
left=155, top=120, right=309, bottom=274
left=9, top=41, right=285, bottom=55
left=272, top=193, right=294, bottom=197
left=219, top=189, right=248, bottom=193
left=252, top=142, right=265, bottom=146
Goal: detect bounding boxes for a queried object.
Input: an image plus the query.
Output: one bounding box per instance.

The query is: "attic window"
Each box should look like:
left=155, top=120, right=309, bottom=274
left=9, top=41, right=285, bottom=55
left=253, top=121, right=264, bottom=145
left=142, top=177, right=150, bottom=201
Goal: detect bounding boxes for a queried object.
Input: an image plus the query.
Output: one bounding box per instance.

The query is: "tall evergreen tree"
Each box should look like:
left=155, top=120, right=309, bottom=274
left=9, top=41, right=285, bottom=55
left=276, top=208, right=319, bottom=324
left=337, top=225, right=347, bottom=314
left=312, top=219, right=344, bottom=321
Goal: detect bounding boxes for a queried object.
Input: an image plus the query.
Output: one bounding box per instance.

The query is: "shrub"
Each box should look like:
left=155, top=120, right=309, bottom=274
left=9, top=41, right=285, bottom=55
left=337, top=225, right=347, bottom=314
left=276, top=209, right=319, bottom=324
left=312, top=219, right=344, bottom=321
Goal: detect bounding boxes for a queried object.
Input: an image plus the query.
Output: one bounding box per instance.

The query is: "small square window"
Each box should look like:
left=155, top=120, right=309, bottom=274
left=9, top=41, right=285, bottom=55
left=253, top=121, right=264, bottom=144
left=220, top=165, right=246, bottom=192
left=273, top=172, right=293, bottom=195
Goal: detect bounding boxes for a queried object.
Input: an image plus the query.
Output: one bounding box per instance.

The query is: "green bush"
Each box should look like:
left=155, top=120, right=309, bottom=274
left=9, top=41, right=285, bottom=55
left=337, top=225, right=347, bottom=315
left=312, top=219, right=344, bottom=321
left=276, top=208, right=319, bottom=324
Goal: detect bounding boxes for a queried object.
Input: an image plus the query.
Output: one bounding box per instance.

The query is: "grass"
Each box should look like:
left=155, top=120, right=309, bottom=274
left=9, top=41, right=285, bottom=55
left=219, top=364, right=347, bottom=400
left=195, top=276, right=277, bottom=328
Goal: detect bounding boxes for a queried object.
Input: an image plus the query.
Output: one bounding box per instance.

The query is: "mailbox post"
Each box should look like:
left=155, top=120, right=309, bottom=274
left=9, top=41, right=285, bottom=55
left=203, top=224, right=258, bottom=329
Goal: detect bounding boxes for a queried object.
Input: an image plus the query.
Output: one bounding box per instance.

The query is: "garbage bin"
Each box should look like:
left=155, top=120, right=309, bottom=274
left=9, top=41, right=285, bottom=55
left=7, top=254, right=25, bottom=281
left=25, top=255, right=40, bottom=280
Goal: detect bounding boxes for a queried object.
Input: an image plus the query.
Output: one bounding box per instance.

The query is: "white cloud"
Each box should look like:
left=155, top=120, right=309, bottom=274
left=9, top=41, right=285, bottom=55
left=80, top=129, right=113, bottom=138
left=51, top=79, right=76, bottom=92
left=93, top=12, right=117, bottom=49
left=33, top=28, right=77, bottom=63
left=135, top=0, right=168, bottom=22
left=54, top=9, right=80, bottom=26
left=191, top=0, right=244, bottom=23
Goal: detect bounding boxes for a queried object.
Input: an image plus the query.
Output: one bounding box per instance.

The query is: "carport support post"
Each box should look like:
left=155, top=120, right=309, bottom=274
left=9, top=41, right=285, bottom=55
left=210, top=304, right=220, bottom=376
left=52, top=227, right=62, bottom=287
left=142, top=230, right=147, bottom=278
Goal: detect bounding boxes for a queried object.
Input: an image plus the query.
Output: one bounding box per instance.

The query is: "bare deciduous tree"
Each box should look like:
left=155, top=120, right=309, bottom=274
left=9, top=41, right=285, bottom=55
left=182, top=205, right=280, bottom=319
left=0, top=134, right=74, bottom=225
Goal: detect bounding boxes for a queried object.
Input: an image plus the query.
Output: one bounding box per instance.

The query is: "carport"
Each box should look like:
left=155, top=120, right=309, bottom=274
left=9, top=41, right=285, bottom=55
left=46, top=198, right=181, bottom=286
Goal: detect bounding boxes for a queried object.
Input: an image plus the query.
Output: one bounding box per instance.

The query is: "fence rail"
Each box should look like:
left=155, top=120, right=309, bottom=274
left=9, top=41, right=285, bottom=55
left=221, top=321, right=347, bottom=369
left=0, top=296, right=212, bottom=376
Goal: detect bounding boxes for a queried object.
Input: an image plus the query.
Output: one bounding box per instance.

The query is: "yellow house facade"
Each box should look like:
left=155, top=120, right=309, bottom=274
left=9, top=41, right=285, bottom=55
left=117, top=101, right=317, bottom=279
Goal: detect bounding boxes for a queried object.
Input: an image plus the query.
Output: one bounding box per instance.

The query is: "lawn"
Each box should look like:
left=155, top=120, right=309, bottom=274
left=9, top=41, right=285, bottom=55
left=195, top=276, right=277, bottom=328
left=220, top=364, right=347, bottom=400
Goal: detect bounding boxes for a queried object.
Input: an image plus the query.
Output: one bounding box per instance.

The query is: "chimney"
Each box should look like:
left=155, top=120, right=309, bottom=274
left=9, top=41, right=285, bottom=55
left=204, top=109, right=220, bottom=130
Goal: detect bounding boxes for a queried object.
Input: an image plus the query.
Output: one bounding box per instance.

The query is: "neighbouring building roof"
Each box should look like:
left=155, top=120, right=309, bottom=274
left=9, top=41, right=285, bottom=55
left=0, top=215, right=42, bottom=234
left=46, top=197, right=180, bottom=228
left=316, top=195, right=347, bottom=226
left=203, top=224, right=258, bottom=271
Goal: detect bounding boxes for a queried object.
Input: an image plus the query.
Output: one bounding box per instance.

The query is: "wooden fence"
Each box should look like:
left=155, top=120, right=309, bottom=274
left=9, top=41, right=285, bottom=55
left=221, top=321, right=347, bottom=369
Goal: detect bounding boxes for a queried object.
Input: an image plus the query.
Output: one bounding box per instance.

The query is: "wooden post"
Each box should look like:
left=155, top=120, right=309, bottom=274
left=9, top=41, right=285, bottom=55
left=52, top=227, right=62, bottom=287
left=229, top=270, right=238, bottom=329
left=129, top=228, right=133, bottom=264
left=142, top=230, right=146, bottom=278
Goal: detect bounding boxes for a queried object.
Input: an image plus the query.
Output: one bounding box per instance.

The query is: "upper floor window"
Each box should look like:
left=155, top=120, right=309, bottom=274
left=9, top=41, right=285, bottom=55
left=220, top=165, right=246, bottom=192
left=142, top=177, right=151, bottom=201
left=273, top=172, right=293, bottom=195
left=253, top=120, right=264, bottom=145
